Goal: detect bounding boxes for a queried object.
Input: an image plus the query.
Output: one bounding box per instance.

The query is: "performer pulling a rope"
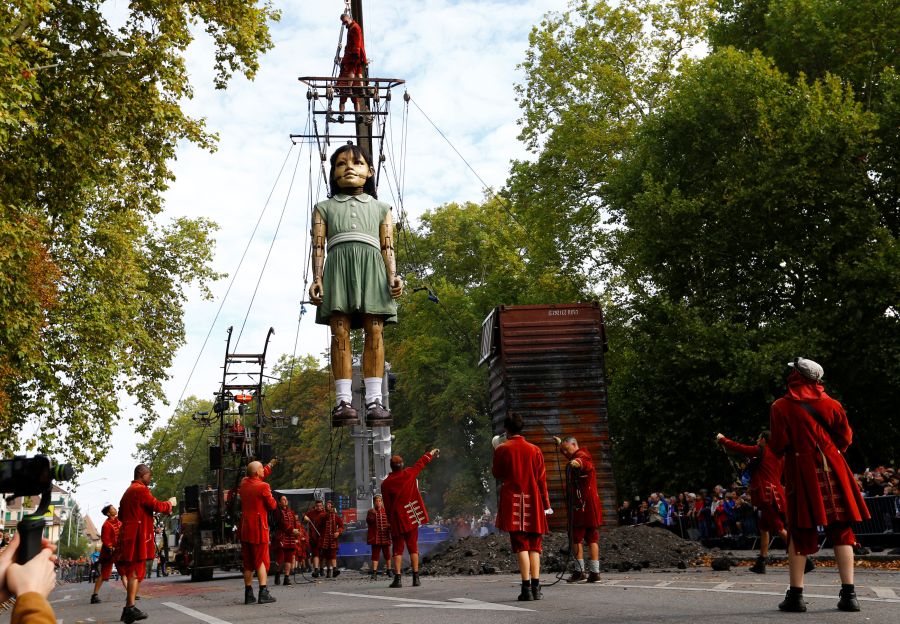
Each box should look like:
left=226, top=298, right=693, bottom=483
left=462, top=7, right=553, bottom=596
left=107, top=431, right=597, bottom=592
left=303, top=499, right=326, bottom=578
left=492, top=413, right=550, bottom=602
left=716, top=430, right=796, bottom=575
left=556, top=437, right=603, bottom=583
left=769, top=357, right=870, bottom=613
left=273, top=496, right=300, bottom=586
left=309, top=144, right=403, bottom=426
left=381, top=449, right=440, bottom=587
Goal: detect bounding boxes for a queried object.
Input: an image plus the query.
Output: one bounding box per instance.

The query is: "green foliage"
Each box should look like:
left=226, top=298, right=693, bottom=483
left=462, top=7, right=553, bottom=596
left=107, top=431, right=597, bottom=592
left=134, top=396, right=215, bottom=501
left=58, top=505, right=90, bottom=558
left=0, top=1, right=279, bottom=469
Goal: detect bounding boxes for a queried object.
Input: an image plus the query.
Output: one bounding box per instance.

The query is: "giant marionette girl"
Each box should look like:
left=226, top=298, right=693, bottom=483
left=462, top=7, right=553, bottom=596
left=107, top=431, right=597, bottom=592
left=309, top=143, right=403, bottom=426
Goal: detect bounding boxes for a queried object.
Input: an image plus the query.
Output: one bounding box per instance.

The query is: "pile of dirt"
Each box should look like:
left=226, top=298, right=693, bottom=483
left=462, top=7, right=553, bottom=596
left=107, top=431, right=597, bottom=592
left=420, top=525, right=709, bottom=576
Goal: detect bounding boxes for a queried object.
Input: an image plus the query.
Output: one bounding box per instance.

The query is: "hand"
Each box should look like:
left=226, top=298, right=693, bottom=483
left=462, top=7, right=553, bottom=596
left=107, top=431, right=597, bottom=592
left=716, top=433, right=724, bottom=442
left=293, top=529, right=300, bottom=535
left=7, top=548, right=57, bottom=599
left=268, top=458, right=278, bottom=468
left=303, top=516, right=309, bottom=523
left=309, top=280, right=323, bottom=306
left=168, top=496, right=177, bottom=508
left=552, top=436, right=562, bottom=448
left=333, top=532, right=340, bottom=538
left=390, top=275, right=404, bottom=299
left=544, top=508, right=554, bottom=515
left=569, top=459, right=582, bottom=469
left=429, top=448, right=440, bottom=458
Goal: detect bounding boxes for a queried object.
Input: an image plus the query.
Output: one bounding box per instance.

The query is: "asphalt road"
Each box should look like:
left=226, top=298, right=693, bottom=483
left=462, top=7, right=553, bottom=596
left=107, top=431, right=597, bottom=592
left=10, top=566, right=900, bottom=624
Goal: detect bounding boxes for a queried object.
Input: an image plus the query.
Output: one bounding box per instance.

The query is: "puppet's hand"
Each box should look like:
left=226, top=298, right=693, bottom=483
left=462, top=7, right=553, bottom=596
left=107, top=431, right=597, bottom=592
left=309, top=279, right=324, bottom=306
left=390, top=275, right=404, bottom=299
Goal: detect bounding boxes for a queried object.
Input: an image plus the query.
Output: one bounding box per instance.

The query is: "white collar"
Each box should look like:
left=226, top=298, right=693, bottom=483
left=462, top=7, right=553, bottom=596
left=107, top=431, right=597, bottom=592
left=332, top=193, right=372, bottom=203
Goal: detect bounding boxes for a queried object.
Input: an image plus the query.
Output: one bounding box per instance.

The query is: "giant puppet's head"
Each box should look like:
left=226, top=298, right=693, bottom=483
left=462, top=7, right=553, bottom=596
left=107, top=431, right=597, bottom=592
left=329, top=143, right=376, bottom=197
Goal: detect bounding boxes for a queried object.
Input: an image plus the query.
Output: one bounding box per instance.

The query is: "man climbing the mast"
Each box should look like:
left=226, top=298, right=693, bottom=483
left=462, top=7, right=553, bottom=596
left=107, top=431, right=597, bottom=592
left=309, top=144, right=403, bottom=426
left=336, top=12, right=368, bottom=124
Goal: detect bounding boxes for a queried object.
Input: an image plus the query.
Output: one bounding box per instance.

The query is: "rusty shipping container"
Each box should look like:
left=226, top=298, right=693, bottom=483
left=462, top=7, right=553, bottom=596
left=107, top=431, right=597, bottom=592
left=480, top=302, right=617, bottom=531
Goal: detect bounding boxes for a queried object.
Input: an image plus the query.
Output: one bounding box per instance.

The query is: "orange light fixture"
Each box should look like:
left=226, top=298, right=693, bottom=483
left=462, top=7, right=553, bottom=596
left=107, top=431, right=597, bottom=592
left=234, top=393, right=253, bottom=404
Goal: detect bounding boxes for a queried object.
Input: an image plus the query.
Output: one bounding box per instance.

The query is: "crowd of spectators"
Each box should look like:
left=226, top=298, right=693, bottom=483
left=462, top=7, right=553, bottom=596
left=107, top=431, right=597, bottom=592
left=433, top=514, right=499, bottom=539
left=618, top=465, right=900, bottom=541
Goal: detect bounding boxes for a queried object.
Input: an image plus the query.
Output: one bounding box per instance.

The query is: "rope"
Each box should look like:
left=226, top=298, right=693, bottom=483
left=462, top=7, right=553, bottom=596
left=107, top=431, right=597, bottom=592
left=148, top=143, right=296, bottom=466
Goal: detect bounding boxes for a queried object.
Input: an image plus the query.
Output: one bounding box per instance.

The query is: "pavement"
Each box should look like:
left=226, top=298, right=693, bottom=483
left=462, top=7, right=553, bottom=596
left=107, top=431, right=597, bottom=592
left=8, top=565, right=900, bottom=624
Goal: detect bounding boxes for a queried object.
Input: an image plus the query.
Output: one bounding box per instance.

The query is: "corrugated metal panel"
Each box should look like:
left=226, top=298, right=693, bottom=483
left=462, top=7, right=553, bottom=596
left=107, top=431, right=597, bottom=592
left=484, top=303, right=617, bottom=531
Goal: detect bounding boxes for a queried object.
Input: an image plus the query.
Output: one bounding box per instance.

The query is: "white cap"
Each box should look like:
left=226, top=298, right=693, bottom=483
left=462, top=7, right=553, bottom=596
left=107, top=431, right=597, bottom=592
left=788, top=357, right=824, bottom=381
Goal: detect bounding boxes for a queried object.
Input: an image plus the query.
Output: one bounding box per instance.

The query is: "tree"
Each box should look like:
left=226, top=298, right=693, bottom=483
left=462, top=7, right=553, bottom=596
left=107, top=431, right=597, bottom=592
left=0, top=1, right=280, bottom=469
left=59, top=504, right=90, bottom=559
left=134, top=396, right=214, bottom=501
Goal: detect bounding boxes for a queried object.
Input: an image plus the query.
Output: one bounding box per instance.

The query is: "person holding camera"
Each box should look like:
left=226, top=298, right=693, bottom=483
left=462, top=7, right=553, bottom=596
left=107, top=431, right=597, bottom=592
left=0, top=530, right=60, bottom=624
left=116, top=464, right=175, bottom=624
left=768, top=357, right=870, bottom=613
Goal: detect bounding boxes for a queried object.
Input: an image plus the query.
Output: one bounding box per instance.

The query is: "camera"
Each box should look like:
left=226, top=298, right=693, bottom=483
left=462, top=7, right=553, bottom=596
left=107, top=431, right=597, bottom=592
left=0, top=455, right=74, bottom=563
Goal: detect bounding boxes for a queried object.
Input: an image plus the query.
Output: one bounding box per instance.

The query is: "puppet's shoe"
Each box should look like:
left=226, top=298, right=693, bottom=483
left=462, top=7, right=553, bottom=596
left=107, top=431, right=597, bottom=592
left=365, top=401, right=392, bottom=427
left=837, top=588, right=860, bottom=612
left=331, top=401, right=359, bottom=426
left=749, top=556, right=766, bottom=574
left=389, top=573, right=402, bottom=588
left=257, top=587, right=276, bottom=604
left=804, top=557, right=815, bottom=574
left=566, top=570, right=585, bottom=583
left=778, top=589, right=807, bottom=612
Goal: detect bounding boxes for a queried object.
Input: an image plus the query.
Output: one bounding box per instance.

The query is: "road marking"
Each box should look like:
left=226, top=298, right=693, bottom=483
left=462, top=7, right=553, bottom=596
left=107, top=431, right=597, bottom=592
left=599, top=583, right=900, bottom=603
left=714, top=582, right=734, bottom=590
left=49, top=595, right=72, bottom=605
left=871, top=587, right=899, bottom=599
left=163, top=602, right=234, bottom=624
left=325, top=591, right=534, bottom=611
left=654, top=581, right=674, bottom=587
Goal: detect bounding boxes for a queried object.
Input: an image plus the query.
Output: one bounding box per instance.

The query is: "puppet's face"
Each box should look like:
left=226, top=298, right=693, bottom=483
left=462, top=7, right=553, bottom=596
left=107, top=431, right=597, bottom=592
left=332, top=150, right=373, bottom=190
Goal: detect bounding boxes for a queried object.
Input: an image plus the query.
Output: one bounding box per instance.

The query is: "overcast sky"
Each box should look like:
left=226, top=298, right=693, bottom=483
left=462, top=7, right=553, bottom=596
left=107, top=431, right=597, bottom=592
left=73, top=0, right=571, bottom=528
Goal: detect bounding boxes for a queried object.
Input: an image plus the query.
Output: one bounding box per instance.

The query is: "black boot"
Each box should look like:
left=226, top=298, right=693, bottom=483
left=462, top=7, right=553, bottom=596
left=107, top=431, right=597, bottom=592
left=586, top=572, right=601, bottom=583
left=838, top=585, right=860, bottom=612
left=412, top=571, right=421, bottom=587
left=244, top=586, right=256, bottom=605
left=122, top=606, right=148, bottom=624
left=325, top=568, right=332, bottom=578
left=311, top=568, right=320, bottom=578
left=566, top=570, right=585, bottom=583
left=90, top=594, right=101, bottom=604
left=804, top=557, right=815, bottom=574
left=749, top=555, right=767, bottom=574
left=389, top=573, right=402, bottom=588
left=282, top=574, right=292, bottom=586
left=778, top=587, right=807, bottom=612
left=332, top=568, right=340, bottom=578
left=517, top=581, right=533, bottom=602
left=370, top=569, right=377, bottom=580
left=274, top=571, right=281, bottom=585
left=530, top=578, right=542, bottom=600
left=257, top=586, right=276, bottom=604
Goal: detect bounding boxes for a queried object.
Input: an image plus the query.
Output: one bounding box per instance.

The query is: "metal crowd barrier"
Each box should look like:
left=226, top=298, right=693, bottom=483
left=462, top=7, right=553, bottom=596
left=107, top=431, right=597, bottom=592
left=854, top=495, right=900, bottom=536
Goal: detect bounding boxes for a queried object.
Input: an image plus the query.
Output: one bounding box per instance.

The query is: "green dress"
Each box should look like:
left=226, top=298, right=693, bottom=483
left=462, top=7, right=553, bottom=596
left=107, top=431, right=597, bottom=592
left=314, top=193, right=398, bottom=329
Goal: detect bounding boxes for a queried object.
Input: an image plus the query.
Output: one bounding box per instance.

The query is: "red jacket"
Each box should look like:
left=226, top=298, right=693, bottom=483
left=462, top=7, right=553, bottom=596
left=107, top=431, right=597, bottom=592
left=238, top=475, right=277, bottom=544
left=568, top=447, right=604, bottom=528
left=305, top=506, right=326, bottom=543
left=769, top=373, right=870, bottom=529
left=317, top=510, right=345, bottom=550
left=295, top=524, right=309, bottom=553
left=99, top=516, right=121, bottom=563
left=344, top=21, right=367, bottom=64
left=492, top=435, right=550, bottom=534
left=381, top=452, right=434, bottom=533
left=116, top=481, right=172, bottom=562
left=720, top=436, right=786, bottom=510
left=274, top=505, right=299, bottom=548
left=366, top=506, right=391, bottom=545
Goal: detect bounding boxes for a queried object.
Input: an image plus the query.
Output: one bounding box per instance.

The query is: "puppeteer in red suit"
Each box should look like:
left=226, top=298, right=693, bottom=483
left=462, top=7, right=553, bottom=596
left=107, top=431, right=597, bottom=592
left=381, top=449, right=439, bottom=588
left=238, top=461, right=277, bottom=605
left=557, top=438, right=603, bottom=583
left=366, top=494, right=391, bottom=578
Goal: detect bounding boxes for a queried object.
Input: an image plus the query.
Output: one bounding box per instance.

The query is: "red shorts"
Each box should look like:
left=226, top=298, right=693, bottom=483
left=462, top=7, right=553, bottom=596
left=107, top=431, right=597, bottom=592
left=319, top=547, right=337, bottom=560
left=392, top=529, right=419, bottom=557
left=370, top=544, right=391, bottom=561
left=789, top=522, right=855, bottom=556
left=116, top=560, right=147, bottom=581
left=572, top=526, right=600, bottom=544
left=509, top=532, right=543, bottom=553
left=277, top=547, right=295, bottom=565
left=241, top=542, right=270, bottom=571
left=100, top=560, right=115, bottom=581
left=757, top=502, right=785, bottom=534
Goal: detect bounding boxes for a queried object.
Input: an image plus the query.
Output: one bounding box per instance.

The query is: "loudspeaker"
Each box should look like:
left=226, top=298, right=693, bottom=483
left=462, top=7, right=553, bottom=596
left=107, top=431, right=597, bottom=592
left=259, top=443, right=273, bottom=464
left=209, top=445, right=222, bottom=471
left=184, top=484, right=200, bottom=511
